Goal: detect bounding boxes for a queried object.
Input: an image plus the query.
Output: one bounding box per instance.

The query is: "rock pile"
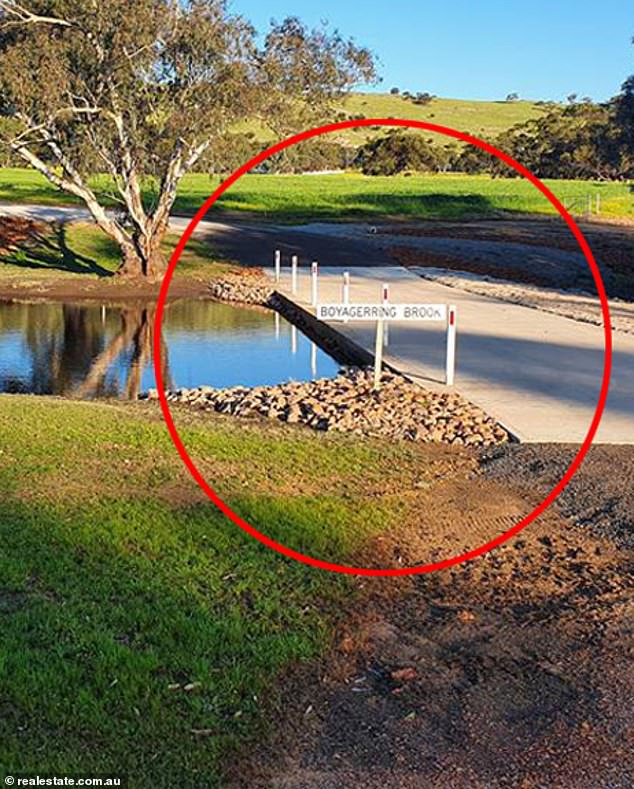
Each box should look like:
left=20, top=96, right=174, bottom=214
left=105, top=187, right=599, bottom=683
left=144, top=368, right=508, bottom=446
left=209, top=273, right=276, bottom=306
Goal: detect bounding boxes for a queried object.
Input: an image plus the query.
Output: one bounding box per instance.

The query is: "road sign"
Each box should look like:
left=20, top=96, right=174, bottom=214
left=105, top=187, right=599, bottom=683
left=315, top=300, right=456, bottom=390
left=316, top=303, right=447, bottom=322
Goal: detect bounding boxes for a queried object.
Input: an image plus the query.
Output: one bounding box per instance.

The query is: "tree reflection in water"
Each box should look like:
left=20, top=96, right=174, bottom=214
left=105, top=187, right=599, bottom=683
left=72, top=306, right=171, bottom=400
left=0, top=298, right=340, bottom=396
left=0, top=302, right=170, bottom=399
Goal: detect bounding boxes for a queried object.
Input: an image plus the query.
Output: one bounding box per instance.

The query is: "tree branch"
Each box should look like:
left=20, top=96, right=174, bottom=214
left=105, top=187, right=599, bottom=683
left=108, top=111, right=150, bottom=236
left=149, top=138, right=211, bottom=236
left=0, top=0, right=71, bottom=28
left=10, top=137, right=132, bottom=251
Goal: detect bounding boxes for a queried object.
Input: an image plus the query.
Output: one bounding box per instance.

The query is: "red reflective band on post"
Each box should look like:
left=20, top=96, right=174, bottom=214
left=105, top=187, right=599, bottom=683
left=449, top=310, right=455, bottom=326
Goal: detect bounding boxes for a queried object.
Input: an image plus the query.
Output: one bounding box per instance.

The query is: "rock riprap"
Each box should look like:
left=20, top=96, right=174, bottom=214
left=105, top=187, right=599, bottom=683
left=143, top=368, right=508, bottom=446
left=209, top=273, right=276, bottom=306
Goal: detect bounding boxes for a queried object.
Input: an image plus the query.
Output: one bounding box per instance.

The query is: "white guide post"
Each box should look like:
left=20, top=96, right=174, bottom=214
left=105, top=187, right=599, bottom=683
left=311, top=261, right=319, bottom=306
left=274, top=249, right=281, bottom=282
left=446, top=304, right=457, bottom=386
left=310, top=341, right=317, bottom=376
left=342, top=271, right=350, bottom=323
left=291, top=255, right=298, bottom=295
left=373, top=319, right=385, bottom=390
left=342, top=271, right=350, bottom=305
left=291, top=324, right=297, bottom=355
left=382, top=282, right=389, bottom=347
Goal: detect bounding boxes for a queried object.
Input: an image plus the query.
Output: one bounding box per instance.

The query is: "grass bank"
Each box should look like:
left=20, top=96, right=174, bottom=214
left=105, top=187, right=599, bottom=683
left=0, top=397, right=467, bottom=785
left=1, top=168, right=631, bottom=222
left=0, top=221, right=227, bottom=280
left=0, top=220, right=233, bottom=301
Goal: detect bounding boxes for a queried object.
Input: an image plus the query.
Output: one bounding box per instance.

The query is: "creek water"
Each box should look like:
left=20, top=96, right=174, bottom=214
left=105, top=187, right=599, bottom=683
left=0, top=299, right=339, bottom=398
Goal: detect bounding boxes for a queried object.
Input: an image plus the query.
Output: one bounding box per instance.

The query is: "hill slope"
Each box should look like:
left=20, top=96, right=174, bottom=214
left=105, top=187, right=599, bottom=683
left=340, top=93, right=546, bottom=143
left=239, top=93, right=547, bottom=146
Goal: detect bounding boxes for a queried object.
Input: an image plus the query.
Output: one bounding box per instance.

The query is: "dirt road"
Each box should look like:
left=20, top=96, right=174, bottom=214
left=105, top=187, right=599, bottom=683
left=239, top=444, right=634, bottom=789
left=3, top=203, right=633, bottom=297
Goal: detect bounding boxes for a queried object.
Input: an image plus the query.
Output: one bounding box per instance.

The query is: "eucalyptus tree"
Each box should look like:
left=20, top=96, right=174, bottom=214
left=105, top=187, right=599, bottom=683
left=0, top=1, right=375, bottom=277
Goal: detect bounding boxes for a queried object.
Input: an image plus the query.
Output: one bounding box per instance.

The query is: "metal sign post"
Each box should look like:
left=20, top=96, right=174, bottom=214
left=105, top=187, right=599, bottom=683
left=382, top=283, right=389, bottom=347
left=342, top=271, right=350, bottom=323
left=342, top=271, right=350, bottom=304
left=446, top=305, right=457, bottom=386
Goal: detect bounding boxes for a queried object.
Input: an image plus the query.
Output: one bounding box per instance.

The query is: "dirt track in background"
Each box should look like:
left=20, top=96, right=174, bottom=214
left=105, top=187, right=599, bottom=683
left=381, top=217, right=634, bottom=300
left=235, top=444, right=634, bottom=788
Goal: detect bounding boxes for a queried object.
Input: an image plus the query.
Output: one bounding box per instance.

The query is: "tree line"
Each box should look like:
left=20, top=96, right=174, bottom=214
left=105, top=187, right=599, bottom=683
left=356, top=85, right=634, bottom=180
left=456, top=94, right=633, bottom=180
left=204, top=71, right=634, bottom=179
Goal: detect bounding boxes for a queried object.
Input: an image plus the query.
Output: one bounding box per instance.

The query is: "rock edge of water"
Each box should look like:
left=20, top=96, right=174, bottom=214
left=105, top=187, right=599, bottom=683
left=143, top=368, right=508, bottom=446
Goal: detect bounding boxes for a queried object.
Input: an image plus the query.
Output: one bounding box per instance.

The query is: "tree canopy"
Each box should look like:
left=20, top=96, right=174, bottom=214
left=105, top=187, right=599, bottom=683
left=456, top=99, right=632, bottom=180
left=355, top=131, right=440, bottom=175
left=0, top=1, right=375, bottom=276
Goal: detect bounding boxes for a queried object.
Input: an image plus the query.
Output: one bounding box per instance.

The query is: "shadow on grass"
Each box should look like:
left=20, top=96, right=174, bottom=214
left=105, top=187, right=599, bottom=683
left=0, top=493, right=352, bottom=783
left=205, top=190, right=501, bottom=222
left=1, top=221, right=113, bottom=277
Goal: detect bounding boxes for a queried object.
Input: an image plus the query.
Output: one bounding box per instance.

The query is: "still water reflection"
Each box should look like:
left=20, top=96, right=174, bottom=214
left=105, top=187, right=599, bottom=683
left=0, top=299, right=339, bottom=399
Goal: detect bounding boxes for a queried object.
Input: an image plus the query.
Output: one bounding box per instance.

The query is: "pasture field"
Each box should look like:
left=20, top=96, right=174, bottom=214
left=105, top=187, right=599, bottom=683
left=198, top=172, right=633, bottom=221
left=0, top=396, right=432, bottom=784
left=335, top=93, right=546, bottom=144
left=235, top=92, right=545, bottom=145
left=0, top=167, right=631, bottom=222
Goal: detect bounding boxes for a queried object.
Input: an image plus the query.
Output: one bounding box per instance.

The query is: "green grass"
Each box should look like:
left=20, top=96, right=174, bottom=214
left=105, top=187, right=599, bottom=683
left=334, top=93, right=546, bottom=145
left=229, top=92, right=546, bottom=146
left=196, top=172, right=633, bottom=221
left=0, top=220, right=231, bottom=280
left=0, top=396, right=440, bottom=785
left=1, top=167, right=632, bottom=223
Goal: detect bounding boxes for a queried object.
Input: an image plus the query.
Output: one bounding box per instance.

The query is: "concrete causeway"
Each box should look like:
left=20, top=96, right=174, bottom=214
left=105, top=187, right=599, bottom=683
left=269, top=265, right=633, bottom=444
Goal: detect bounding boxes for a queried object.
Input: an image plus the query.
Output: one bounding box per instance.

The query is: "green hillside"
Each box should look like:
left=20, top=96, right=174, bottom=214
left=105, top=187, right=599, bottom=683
left=238, top=92, right=547, bottom=147
left=340, top=93, right=546, bottom=143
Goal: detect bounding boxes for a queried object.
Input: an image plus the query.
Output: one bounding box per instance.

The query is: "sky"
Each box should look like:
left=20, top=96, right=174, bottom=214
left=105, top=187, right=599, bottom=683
left=230, top=0, right=632, bottom=103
